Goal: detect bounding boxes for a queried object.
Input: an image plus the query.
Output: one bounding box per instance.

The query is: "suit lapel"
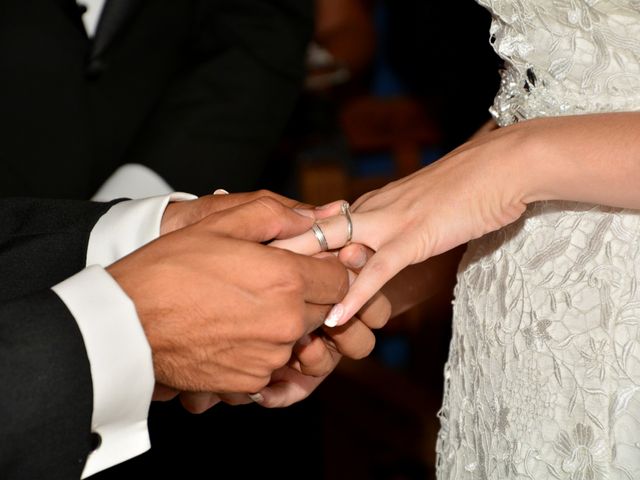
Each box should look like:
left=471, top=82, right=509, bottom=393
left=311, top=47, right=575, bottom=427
left=53, top=0, right=88, bottom=34
left=88, top=0, right=144, bottom=61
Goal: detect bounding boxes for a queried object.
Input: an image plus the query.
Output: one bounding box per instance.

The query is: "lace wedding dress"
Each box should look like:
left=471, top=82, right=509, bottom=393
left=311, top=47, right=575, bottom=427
left=436, top=1, right=640, bottom=478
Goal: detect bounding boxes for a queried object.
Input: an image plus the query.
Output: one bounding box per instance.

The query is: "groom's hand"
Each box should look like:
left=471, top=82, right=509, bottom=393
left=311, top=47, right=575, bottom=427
left=161, top=190, right=317, bottom=235
left=247, top=243, right=391, bottom=408
left=177, top=243, right=392, bottom=412
left=107, top=198, right=349, bottom=393
left=152, top=190, right=348, bottom=401
left=155, top=189, right=306, bottom=400
left=160, top=190, right=347, bottom=235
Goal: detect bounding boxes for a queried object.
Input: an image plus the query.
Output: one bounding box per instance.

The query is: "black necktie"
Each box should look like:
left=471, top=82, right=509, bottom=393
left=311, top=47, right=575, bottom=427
left=86, top=0, right=143, bottom=77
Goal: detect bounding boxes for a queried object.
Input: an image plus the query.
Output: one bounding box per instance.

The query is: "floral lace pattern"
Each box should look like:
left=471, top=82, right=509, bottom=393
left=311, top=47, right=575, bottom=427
left=436, top=1, right=640, bottom=478
left=477, top=0, right=640, bottom=126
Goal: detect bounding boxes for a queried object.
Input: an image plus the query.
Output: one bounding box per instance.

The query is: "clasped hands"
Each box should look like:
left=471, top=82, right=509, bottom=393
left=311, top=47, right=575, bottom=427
left=107, top=122, right=539, bottom=414
left=106, top=190, right=391, bottom=414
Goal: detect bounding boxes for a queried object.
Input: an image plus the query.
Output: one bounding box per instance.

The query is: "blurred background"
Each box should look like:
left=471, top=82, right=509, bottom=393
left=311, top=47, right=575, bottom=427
left=86, top=0, right=501, bottom=478
left=279, top=1, right=499, bottom=478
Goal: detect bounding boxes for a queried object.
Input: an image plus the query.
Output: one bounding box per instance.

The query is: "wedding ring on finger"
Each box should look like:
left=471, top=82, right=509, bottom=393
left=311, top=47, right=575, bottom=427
left=269, top=211, right=352, bottom=255
left=311, top=223, right=330, bottom=252
left=341, top=202, right=353, bottom=243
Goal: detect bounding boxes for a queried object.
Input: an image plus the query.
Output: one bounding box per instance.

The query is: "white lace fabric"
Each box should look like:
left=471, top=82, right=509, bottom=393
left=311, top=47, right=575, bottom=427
left=436, top=1, right=640, bottom=478
left=481, top=0, right=640, bottom=126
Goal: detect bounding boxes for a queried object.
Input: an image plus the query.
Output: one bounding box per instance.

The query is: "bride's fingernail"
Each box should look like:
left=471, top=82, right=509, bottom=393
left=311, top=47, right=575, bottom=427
left=213, top=189, right=229, bottom=195
left=293, top=208, right=315, bottom=219
left=249, top=393, right=264, bottom=404
left=324, top=304, right=344, bottom=327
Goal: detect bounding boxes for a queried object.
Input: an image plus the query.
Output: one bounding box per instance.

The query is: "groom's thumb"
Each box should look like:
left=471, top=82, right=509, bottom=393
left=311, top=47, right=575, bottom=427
left=199, top=197, right=314, bottom=243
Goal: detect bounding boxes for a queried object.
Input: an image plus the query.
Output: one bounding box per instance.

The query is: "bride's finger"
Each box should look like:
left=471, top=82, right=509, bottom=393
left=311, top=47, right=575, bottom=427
left=269, top=213, right=353, bottom=255
left=254, top=368, right=329, bottom=408
left=313, top=200, right=349, bottom=219
left=324, top=240, right=411, bottom=327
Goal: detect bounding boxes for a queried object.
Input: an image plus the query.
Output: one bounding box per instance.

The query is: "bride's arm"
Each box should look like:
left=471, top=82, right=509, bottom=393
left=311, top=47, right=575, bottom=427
left=514, top=112, right=640, bottom=209
left=468, top=118, right=498, bottom=140
left=279, top=112, right=640, bottom=326
left=375, top=122, right=498, bottom=316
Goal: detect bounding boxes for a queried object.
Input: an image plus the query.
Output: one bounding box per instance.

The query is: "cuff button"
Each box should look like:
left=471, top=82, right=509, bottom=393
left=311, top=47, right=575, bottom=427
left=90, top=432, right=102, bottom=451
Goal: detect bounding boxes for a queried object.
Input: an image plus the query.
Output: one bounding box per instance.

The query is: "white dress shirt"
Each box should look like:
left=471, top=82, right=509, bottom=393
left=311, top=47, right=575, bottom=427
left=78, top=0, right=106, bottom=38
left=52, top=193, right=196, bottom=478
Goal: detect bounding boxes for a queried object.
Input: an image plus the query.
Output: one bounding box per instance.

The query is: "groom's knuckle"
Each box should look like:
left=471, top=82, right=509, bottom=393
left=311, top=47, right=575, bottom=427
left=257, top=196, right=290, bottom=235
left=299, top=344, right=324, bottom=366
left=277, top=316, right=305, bottom=343
left=246, top=376, right=270, bottom=394
left=305, top=360, right=331, bottom=377
left=271, top=348, right=293, bottom=369
left=255, top=189, right=275, bottom=200
left=361, top=297, right=392, bottom=329
left=254, top=196, right=283, bottom=217
left=318, top=256, right=349, bottom=294
left=280, top=266, right=306, bottom=293
left=353, top=332, right=376, bottom=359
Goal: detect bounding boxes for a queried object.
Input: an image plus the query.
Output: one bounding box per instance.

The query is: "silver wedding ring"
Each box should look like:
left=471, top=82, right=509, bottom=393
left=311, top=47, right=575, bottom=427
left=311, top=223, right=329, bottom=251
left=341, top=202, right=353, bottom=243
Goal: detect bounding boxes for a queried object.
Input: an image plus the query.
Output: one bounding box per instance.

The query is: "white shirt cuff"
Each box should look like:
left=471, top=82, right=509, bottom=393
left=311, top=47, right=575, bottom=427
left=87, top=193, right=197, bottom=267
left=92, top=164, right=174, bottom=202
left=60, top=192, right=196, bottom=475
left=52, top=266, right=154, bottom=478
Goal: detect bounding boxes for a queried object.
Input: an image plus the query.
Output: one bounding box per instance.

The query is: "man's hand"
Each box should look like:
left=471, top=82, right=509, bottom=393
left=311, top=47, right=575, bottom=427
left=107, top=197, right=349, bottom=393
left=176, top=243, right=391, bottom=411
left=250, top=243, right=390, bottom=407
left=159, top=190, right=339, bottom=235
left=152, top=191, right=348, bottom=402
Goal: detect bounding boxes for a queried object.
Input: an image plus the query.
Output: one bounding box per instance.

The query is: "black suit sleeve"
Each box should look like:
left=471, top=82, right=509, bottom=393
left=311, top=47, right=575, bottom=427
left=0, top=198, right=120, bottom=479
left=0, top=197, right=118, bottom=301
left=124, top=0, right=314, bottom=195
left=0, top=290, right=94, bottom=480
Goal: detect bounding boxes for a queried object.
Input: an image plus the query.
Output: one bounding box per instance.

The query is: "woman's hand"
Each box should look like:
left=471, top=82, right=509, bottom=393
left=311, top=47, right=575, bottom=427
left=311, top=113, right=640, bottom=326
left=273, top=123, right=537, bottom=326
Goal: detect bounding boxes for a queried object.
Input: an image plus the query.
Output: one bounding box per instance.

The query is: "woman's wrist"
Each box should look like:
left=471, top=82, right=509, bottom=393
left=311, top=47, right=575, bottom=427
left=497, top=118, right=559, bottom=208
left=472, top=121, right=538, bottom=224
left=507, top=113, right=640, bottom=211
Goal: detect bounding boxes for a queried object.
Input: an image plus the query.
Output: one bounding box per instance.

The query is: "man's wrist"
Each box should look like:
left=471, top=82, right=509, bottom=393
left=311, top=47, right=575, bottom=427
left=88, top=193, right=197, bottom=266
left=160, top=201, right=190, bottom=235
left=52, top=266, right=154, bottom=477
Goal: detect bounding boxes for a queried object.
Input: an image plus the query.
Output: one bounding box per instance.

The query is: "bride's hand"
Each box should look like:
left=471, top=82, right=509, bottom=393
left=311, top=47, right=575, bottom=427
left=273, top=125, right=536, bottom=326
left=334, top=129, right=535, bottom=325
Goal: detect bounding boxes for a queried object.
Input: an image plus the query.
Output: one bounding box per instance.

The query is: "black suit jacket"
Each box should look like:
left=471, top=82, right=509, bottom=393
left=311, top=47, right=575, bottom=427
left=0, top=0, right=313, bottom=198
left=0, top=3, right=315, bottom=477
left=0, top=198, right=118, bottom=480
